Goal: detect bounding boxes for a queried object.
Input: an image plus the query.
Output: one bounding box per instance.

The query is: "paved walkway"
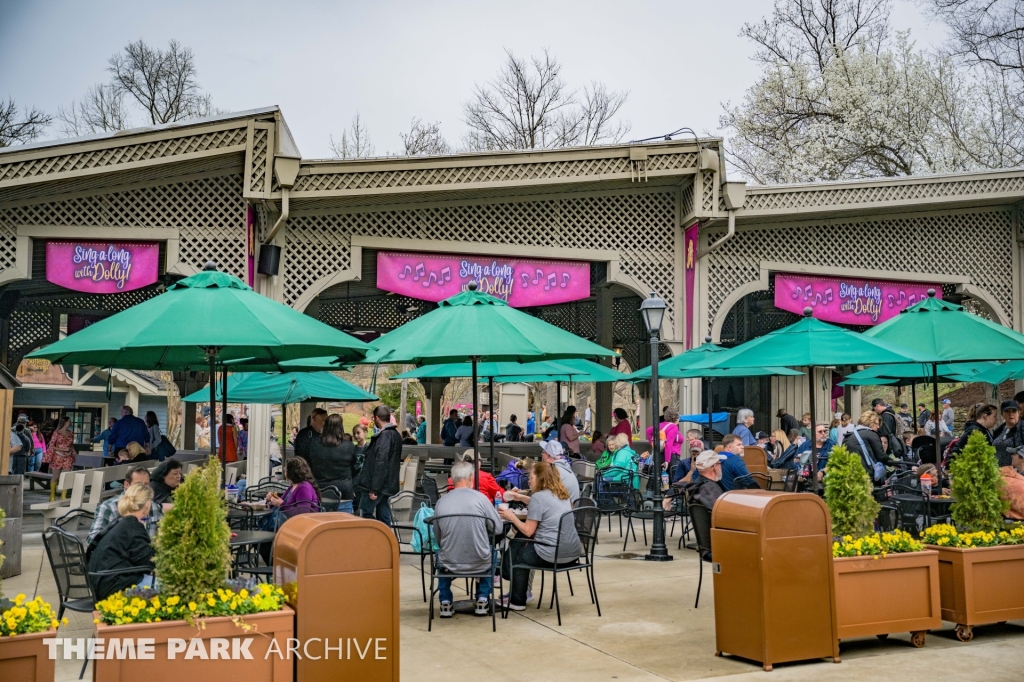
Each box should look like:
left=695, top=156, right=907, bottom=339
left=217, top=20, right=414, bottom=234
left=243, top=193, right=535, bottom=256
left=7, top=516, right=1024, bottom=681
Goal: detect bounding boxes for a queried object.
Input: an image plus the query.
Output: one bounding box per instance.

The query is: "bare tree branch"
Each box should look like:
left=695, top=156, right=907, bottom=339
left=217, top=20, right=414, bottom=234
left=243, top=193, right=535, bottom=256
left=400, top=118, right=451, bottom=156
left=0, top=98, right=51, bottom=147
left=56, top=84, right=130, bottom=137
left=108, top=39, right=212, bottom=125
left=329, top=113, right=376, bottom=158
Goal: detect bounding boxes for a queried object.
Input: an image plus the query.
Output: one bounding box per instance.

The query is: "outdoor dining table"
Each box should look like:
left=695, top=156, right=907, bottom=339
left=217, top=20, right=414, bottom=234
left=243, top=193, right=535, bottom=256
left=229, top=530, right=277, bottom=547
left=892, top=493, right=955, bottom=529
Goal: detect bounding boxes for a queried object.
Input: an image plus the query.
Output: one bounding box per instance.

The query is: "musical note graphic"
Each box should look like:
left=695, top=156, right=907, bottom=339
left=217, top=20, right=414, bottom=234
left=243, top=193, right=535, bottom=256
left=908, top=294, right=918, bottom=305
left=398, top=265, right=412, bottom=280
left=522, top=273, right=532, bottom=288
left=543, top=273, right=557, bottom=291
left=823, top=288, right=834, bottom=304
left=422, top=273, right=438, bottom=288
left=440, top=266, right=452, bottom=283
left=413, top=263, right=426, bottom=282
left=560, top=273, right=570, bottom=289
left=897, top=291, right=907, bottom=306
left=532, top=269, right=544, bottom=285
left=887, top=294, right=896, bottom=308
left=803, top=285, right=812, bottom=300
left=813, top=292, right=823, bottom=306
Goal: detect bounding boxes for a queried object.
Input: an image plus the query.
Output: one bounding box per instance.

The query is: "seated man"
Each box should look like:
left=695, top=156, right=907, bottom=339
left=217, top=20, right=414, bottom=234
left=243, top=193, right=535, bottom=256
left=505, top=415, right=524, bottom=442
left=999, top=445, right=1024, bottom=520
left=685, top=450, right=727, bottom=512
left=433, top=460, right=502, bottom=618
left=796, top=424, right=836, bottom=472
left=87, top=465, right=160, bottom=547
left=716, top=434, right=761, bottom=490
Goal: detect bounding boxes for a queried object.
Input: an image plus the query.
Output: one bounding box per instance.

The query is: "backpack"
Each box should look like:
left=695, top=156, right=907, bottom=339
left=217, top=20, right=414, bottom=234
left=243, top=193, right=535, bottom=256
left=410, top=502, right=438, bottom=553
left=441, top=419, right=458, bottom=446
left=595, top=449, right=613, bottom=470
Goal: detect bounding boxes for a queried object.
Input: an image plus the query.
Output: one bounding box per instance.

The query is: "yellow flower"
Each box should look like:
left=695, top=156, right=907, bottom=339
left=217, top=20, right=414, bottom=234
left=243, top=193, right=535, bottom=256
left=166, top=596, right=180, bottom=606
left=188, top=602, right=197, bottom=612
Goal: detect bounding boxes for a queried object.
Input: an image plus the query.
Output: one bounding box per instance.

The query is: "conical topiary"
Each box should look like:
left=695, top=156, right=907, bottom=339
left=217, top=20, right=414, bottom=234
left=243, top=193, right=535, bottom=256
left=950, top=430, right=1008, bottom=531
left=824, top=444, right=880, bottom=538
left=154, top=457, right=231, bottom=602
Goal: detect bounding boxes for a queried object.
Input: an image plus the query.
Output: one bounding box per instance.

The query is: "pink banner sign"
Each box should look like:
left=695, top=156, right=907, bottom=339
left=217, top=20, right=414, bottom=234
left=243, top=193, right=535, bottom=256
left=775, top=273, right=941, bottom=325
left=46, top=241, right=160, bottom=294
left=684, top=222, right=699, bottom=348
left=377, top=251, right=590, bottom=307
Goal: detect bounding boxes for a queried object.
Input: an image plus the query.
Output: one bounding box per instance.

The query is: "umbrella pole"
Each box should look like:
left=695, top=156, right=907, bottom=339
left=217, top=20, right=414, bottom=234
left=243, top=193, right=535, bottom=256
left=555, top=381, right=561, bottom=440
left=207, top=351, right=217, bottom=462
left=933, top=363, right=942, bottom=466
left=706, top=377, right=714, bottom=446
left=472, top=357, right=480, bottom=491
left=809, top=365, right=819, bottom=494
left=911, top=382, right=917, bottom=431
left=281, top=403, right=287, bottom=473
left=488, top=376, right=496, bottom=477
left=221, top=369, right=229, bottom=489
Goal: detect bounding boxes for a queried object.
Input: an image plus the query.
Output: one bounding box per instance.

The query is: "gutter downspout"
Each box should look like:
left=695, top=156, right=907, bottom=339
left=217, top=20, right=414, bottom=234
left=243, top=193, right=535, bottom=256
left=264, top=187, right=290, bottom=244
left=697, top=209, right=735, bottom=260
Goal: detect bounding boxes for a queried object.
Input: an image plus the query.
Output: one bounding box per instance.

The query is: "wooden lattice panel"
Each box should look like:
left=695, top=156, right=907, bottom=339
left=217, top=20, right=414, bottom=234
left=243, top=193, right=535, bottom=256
left=706, top=210, right=1016, bottom=329
left=0, top=127, right=248, bottom=185
left=292, top=152, right=698, bottom=194
left=744, top=174, right=1024, bottom=213
left=285, top=191, right=678, bottom=319
left=680, top=181, right=695, bottom=221
left=0, top=173, right=247, bottom=279
left=701, top=171, right=716, bottom=214
left=248, top=127, right=269, bottom=194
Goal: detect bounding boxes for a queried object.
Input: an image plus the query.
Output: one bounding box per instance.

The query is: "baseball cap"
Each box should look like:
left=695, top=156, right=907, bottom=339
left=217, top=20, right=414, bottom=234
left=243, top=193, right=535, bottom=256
left=755, top=431, right=770, bottom=440
left=688, top=438, right=704, bottom=452
left=16, top=413, right=28, bottom=422
left=1001, top=400, right=1019, bottom=413
left=539, top=440, right=564, bottom=458
left=694, top=450, right=723, bottom=471
left=942, top=399, right=951, bottom=405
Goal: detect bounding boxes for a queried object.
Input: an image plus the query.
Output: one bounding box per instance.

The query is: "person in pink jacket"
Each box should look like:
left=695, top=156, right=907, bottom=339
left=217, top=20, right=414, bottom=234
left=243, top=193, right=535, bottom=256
left=646, top=407, right=682, bottom=465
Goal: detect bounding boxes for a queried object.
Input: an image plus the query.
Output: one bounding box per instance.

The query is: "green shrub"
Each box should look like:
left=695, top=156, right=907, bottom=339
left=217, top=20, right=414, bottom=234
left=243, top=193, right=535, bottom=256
left=153, top=457, right=231, bottom=602
left=950, top=430, right=1008, bottom=531
left=824, top=444, right=880, bottom=538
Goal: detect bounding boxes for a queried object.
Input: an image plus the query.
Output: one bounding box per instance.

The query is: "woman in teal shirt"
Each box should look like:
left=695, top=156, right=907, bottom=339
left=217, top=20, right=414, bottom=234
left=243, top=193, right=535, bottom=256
left=415, top=416, right=427, bottom=445
left=598, top=433, right=639, bottom=487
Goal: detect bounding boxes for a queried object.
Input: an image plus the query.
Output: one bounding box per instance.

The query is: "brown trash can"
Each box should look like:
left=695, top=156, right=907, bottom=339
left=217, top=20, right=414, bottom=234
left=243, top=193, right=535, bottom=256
left=275, top=513, right=400, bottom=682
left=742, top=447, right=769, bottom=477
left=711, top=491, right=839, bottom=672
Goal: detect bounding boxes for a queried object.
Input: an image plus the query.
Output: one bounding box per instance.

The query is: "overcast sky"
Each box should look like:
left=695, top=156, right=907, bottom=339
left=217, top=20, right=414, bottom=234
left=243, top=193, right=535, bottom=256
left=0, top=0, right=948, bottom=159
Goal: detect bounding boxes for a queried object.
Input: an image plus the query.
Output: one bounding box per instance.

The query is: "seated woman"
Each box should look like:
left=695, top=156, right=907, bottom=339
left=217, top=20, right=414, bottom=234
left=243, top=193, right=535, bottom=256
left=87, top=483, right=156, bottom=600
left=498, top=462, right=581, bottom=611
left=150, top=459, right=183, bottom=508
left=597, top=433, right=639, bottom=488
left=265, top=457, right=321, bottom=527
left=307, top=414, right=356, bottom=513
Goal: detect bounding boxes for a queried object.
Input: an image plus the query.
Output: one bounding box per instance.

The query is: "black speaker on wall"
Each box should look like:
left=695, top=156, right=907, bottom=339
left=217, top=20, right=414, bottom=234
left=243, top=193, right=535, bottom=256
left=257, top=244, right=281, bottom=276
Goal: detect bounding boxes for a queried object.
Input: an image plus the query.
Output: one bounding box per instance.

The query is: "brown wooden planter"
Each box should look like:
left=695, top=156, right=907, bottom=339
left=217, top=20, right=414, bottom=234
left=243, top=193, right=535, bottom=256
left=0, top=628, right=56, bottom=681
left=92, top=606, right=293, bottom=682
left=834, top=550, right=940, bottom=647
left=928, top=543, right=1024, bottom=642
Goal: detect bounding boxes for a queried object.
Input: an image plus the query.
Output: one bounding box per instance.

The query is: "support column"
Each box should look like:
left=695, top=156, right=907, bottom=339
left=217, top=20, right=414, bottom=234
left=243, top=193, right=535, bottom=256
left=299, top=401, right=316, bottom=429
left=183, top=403, right=196, bottom=450
left=423, top=378, right=448, bottom=445
left=126, top=385, right=140, bottom=414
left=594, top=285, right=614, bottom=435
left=247, top=403, right=272, bottom=484
left=637, top=382, right=651, bottom=436
left=843, top=366, right=862, bottom=417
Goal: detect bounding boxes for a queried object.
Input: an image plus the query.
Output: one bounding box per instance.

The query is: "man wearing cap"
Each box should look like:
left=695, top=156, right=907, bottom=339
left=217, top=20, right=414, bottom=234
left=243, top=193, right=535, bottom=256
left=673, top=438, right=705, bottom=485
left=505, top=440, right=580, bottom=504
left=898, top=404, right=913, bottom=430
left=993, top=400, right=1024, bottom=448
left=685, top=451, right=727, bottom=512
left=917, top=403, right=931, bottom=429
left=872, top=399, right=903, bottom=457
left=776, top=408, right=800, bottom=437
left=941, top=399, right=955, bottom=434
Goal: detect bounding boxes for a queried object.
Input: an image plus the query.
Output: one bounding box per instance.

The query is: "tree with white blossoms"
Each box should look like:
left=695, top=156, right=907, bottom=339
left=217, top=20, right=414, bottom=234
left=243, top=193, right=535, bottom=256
left=723, top=0, right=1024, bottom=182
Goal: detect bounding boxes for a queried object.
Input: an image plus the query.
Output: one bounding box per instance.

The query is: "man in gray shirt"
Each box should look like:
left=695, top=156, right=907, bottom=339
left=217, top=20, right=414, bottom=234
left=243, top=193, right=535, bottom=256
left=433, top=460, right=502, bottom=618
left=942, top=399, right=955, bottom=433
left=540, top=440, right=580, bottom=504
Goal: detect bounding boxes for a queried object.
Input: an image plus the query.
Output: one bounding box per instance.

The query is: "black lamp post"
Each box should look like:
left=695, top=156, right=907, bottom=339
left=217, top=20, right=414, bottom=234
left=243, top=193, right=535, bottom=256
left=640, top=291, right=672, bottom=562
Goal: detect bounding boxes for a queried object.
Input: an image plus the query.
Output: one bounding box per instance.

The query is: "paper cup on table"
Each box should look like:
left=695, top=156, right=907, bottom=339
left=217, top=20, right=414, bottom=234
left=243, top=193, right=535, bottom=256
left=498, top=503, right=509, bottom=511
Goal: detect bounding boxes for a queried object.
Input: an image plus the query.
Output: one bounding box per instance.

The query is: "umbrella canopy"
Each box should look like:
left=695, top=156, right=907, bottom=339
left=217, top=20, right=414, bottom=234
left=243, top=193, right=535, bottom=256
left=625, top=339, right=726, bottom=381
left=688, top=311, right=935, bottom=371
left=967, top=360, right=1024, bottom=385
left=182, top=372, right=377, bottom=404
left=863, top=292, right=1024, bottom=362
left=362, top=286, right=616, bottom=365
left=390, top=360, right=581, bottom=381
left=490, top=359, right=628, bottom=383
left=839, top=362, right=998, bottom=387
left=665, top=366, right=804, bottom=379
left=26, top=270, right=372, bottom=370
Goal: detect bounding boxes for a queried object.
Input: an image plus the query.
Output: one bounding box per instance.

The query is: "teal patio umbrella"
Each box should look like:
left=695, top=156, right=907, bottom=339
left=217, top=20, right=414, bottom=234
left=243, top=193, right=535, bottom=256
left=689, top=310, right=935, bottom=489
left=864, top=290, right=1024, bottom=465
left=364, top=283, right=617, bottom=486
left=839, top=362, right=997, bottom=386
left=182, top=372, right=377, bottom=404
left=967, top=360, right=1024, bottom=386
left=26, top=267, right=372, bottom=483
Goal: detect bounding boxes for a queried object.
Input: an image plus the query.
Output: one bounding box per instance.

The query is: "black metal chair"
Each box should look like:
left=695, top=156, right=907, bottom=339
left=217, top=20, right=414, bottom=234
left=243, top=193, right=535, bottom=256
left=319, top=485, right=343, bottom=512
left=503, top=508, right=599, bottom=626
left=53, top=508, right=95, bottom=541
left=621, top=474, right=679, bottom=551
left=594, top=467, right=632, bottom=536
left=227, top=502, right=256, bottom=531
left=427, top=513, right=500, bottom=632
left=782, top=468, right=798, bottom=492
left=749, top=472, right=771, bottom=490
left=388, top=491, right=434, bottom=602
left=420, top=474, right=441, bottom=506
left=244, top=481, right=288, bottom=502
left=579, top=482, right=593, bottom=500
left=688, top=502, right=714, bottom=608
left=877, top=504, right=900, bottom=532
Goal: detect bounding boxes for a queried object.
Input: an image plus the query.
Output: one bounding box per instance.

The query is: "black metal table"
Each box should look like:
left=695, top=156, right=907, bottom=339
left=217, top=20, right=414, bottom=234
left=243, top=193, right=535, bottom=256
left=892, top=494, right=954, bottom=529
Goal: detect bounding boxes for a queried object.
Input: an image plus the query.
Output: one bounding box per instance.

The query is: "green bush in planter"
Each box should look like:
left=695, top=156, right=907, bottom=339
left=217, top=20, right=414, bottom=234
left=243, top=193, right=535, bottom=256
left=950, top=430, right=1008, bottom=531
left=824, top=444, right=880, bottom=538
left=153, top=457, right=231, bottom=603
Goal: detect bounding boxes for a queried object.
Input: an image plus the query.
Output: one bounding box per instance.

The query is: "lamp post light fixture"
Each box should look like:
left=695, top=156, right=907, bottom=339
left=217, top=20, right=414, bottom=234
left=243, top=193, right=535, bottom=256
left=639, top=291, right=672, bottom=562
